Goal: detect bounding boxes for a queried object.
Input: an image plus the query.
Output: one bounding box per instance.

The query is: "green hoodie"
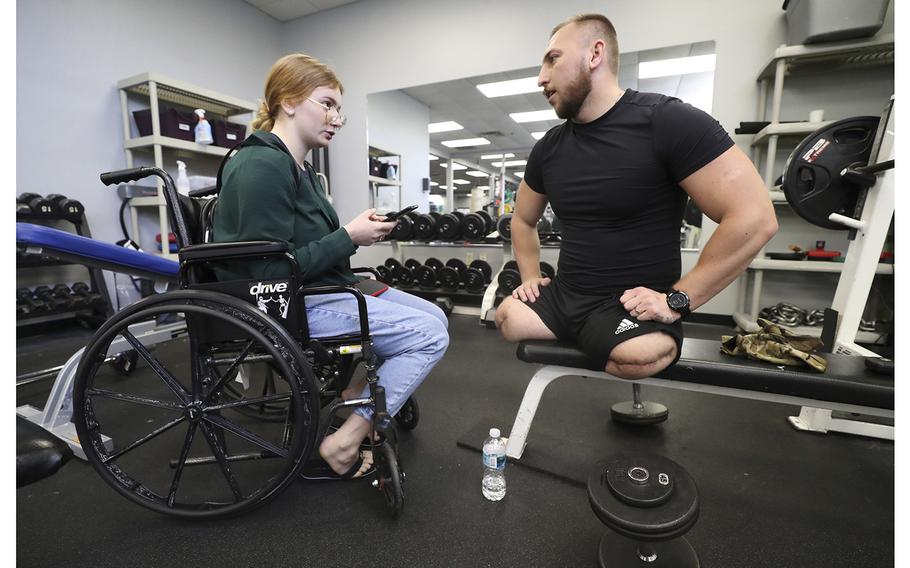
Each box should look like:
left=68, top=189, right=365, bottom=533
left=212, top=130, right=358, bottom=287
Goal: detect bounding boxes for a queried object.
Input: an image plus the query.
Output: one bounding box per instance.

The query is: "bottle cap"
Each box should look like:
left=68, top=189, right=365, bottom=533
left=489, top=428, right=500, bottom=438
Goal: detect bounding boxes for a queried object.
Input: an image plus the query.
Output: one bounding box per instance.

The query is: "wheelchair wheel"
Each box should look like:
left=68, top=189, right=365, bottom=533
left=395, top=396, right=419, bottom=431
left=220, top=366, right=290, bottom=423
left=374, top=441, right=404, bottom=519
left=73, top=290, right=320, bottom=519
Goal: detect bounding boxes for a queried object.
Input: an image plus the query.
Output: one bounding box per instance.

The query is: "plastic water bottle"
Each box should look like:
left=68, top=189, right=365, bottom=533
left=482, top=427, right=507, bottom=501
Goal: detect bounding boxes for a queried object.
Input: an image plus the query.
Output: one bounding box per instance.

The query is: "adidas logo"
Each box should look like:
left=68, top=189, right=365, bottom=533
left=615, top=318, right=639, bottom=335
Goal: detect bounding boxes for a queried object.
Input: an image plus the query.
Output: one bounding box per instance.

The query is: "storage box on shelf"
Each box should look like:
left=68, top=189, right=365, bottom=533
left=368, top=146, right=402, bottom=211
left=118, top=72, right=257, bottom=259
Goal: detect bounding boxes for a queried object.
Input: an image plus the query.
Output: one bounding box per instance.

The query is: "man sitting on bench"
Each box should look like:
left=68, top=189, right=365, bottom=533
left=496, top=13, right=778, bottom=377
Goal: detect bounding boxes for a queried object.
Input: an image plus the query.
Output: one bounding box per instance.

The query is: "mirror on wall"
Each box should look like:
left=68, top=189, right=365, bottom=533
left=367, top=40, right=716, bottom=247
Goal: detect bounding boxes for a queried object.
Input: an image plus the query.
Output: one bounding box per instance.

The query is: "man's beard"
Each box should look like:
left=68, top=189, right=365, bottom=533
left=554, top=60, right=592, bottom=120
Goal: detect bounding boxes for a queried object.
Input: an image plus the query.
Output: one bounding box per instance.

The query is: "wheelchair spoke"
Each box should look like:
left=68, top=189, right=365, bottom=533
left=101, top=416, right=186, bottom=464
left=206, top=392, right=292, bottom=412
left=203, top=339, right=256, bottom=404
left=167, top=422, right=198, bottom=508
left=203, top=413, right=289, bottom=459
left=121, top=330, right=190, bottom=404
left=85, top=388, right=183, bottom=412
left=198, top=420, right=244, bottom=501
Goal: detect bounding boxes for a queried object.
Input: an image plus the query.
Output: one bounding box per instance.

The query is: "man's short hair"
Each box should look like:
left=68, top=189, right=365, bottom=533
left=551, top=14, right=619, bottom=75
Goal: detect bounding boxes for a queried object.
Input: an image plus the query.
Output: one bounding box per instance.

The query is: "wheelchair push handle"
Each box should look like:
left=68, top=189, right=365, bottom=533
left=100, top=166, right=170, bottom=186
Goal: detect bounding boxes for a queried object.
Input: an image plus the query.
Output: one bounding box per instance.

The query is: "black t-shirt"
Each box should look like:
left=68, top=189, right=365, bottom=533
left=523, top=89, right=734, bottom=295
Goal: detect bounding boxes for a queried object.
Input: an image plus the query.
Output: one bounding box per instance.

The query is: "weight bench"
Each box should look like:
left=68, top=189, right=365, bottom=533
left=16, top=222, right=182, bottom=459
left=506, top=338, right=894, bottom=460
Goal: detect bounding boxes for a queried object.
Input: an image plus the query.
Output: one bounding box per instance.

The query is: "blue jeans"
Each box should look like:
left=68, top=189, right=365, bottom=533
left=304, top=287, right=449, bottom=421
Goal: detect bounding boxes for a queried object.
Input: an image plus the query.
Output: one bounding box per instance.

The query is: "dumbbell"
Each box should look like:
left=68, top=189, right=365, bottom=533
left=446, top=258, right=487, bottom=294
left=51, top=284, right=77, bottom=308
left=414, top=262, right=439, bottom=289
left=461, top=212, right=492, bottom=242
left=46, top=194, right=85, bottom=221
left=497, top=261, right=522, bottom=295
left=71, top=282, right=103, bottom=306
left=389, top=212, right=418, bottom=241
left=376, top=264, right=395, bottom=285
left=587, top=454, right=700, bottom=567
left=412, top=213, right=438, bottom=241
left=436, top=213, right=462, bottom=242
left=497, top=214, right=513, bottom=242
left=33, top=285, right=68, bottom=312
left=18, top=193, right=54, bottom=216
left=469, top=260, right=493, bottom=283
left=476, top=210, right=495, bottom=234
left=16, top=287, right=47, bottom=316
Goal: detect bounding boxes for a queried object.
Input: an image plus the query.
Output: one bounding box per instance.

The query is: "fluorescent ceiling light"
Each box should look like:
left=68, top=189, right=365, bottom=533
left=441, top=137, right=490, bottom=148
left=514, top=171, right=524, bottom=177
left=531, top=131, right=546, bottom=140
left=452, top=179, right=470, bottom=185
left=466, top=171, right=488, bottom=178
left=510, top=109, right=559, bottom=123
left=481, top=153, right=515, bottom=160
left=439, top=162, right=467, bottom=170
left=491, top=160, right=528, bottom=168
left=638, top=53, right=716, bottom=79
left=428, top=154, right=438, bottom=161
left=439, top=185, right=449, bottom=190
left=429, top=181, right=438, bottom=186
left=428, top=121, right=463, bottom=133
left=475, top=185, right=490, bottom=190
left=476, top=76, right=540, bottom=98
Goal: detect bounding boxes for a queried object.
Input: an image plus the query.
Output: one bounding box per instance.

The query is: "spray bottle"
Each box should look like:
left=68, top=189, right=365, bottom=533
left=176, top=160, right=190, bottom=196
left=194, top=108, right=214, bottom=145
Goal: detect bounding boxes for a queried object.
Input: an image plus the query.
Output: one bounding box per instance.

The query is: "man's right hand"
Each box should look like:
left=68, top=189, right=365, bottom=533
left=512, top=276, right=551, bottom=303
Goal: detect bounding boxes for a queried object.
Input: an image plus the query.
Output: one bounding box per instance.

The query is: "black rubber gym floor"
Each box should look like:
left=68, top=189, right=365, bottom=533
left=17, top=316, right=893, bottom=567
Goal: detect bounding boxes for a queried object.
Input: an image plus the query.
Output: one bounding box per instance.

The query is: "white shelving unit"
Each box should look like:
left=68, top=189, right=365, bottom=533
left=368, top=146, right=402, bottom=212
left=117, top=72, right=257, bottom=259
left=738, top=35, right=894, bottom=340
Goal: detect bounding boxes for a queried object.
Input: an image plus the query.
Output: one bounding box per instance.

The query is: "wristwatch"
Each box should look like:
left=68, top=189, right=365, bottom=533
left=666, top=289, right=691, bottom=317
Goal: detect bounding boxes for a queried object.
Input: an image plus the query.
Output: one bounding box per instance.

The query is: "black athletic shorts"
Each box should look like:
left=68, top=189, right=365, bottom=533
left=525, top=277, right=684, bottom=369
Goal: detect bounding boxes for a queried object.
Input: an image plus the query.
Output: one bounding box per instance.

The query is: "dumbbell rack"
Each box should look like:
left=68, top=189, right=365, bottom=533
left=16, top=205, right=114, bottom=333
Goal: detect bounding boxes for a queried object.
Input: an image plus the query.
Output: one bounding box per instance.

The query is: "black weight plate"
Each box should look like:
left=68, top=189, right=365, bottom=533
left=782, top=116, right=880, bottom=230
left=497, top=269, right=521, bottom=295
left=463, top=268, right=486, bottom=293
left=393, top=266, right=414, bottom=287
left=437, top=214, right=461, bottom=241
left=539, top=262, right=555, bottom=279
left=503, top=260, right=518, bottom=272
left=415, top=265, right=437, bottom=289
left=537, top=217, right=552, bottom=234
left=405, top=258, right=422, bottom=272
left=469, top=260, right=492, bottom=282
left=425, top=257, right=444, bottom=272
left=376, top=265, right=394, bottom=284
left=461, top=213, right=487, bottom=241
left=445, top=258, right=468, bottom=276
left=476, top=210, right=495, bottom=233
left=412, top=214, right=436, bottom=240
left=439, top=267, right=461, bottom=291
left=606, top=459, right=674, bottom=507
left=497, top=214, right=512, bottom=241
left=429, top=211, right=442, bottom=222
left=587, top=454, right=699, bottom=541
left=451, top=211, right=465, bottom=220
left=390, top=215, right=414, bottom=240
left=384, top=258, right=403, bottom=270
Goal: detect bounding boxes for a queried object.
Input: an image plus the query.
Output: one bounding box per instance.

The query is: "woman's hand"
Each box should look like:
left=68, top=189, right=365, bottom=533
left=344, top=208, right=397, bottom=246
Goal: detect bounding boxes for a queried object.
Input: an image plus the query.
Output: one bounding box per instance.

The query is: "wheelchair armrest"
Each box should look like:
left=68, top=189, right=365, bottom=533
left=188, top=186, right=219, bottom=198
left=352, top=266, right=380, bottom=280
left=179, top=241, right=291, bottom=262
left=298, top=285, right=371, bottom=341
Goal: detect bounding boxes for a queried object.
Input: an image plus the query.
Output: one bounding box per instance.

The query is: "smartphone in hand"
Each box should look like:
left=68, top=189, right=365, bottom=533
left=382, top=204, right=419, bottom=222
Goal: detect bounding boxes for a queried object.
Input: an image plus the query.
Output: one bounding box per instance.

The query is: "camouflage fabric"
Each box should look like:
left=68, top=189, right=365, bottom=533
left=721, top=318, right=827, bottom=373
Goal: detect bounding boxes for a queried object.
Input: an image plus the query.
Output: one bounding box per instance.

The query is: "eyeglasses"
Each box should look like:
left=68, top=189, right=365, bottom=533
left=306, top=97, right=347, bottom=127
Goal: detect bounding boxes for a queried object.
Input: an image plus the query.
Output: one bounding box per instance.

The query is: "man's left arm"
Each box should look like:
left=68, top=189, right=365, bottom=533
left=623, top=145, right=778, bottom=322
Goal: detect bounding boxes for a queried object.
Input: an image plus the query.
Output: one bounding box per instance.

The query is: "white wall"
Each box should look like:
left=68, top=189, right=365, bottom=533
left=280, top=0, right=893, bottom=316
left=17, top=0, right=284, bottom=246
left=366, top=90, right=430, bottom=212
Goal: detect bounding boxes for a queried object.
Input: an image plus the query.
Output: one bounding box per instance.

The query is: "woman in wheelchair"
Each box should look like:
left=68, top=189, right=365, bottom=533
left=212, top=53, right=450, bottom=479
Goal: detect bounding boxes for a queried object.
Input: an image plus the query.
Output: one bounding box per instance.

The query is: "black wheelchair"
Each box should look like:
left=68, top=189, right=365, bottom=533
left=72, top=166, right=411, bottom=519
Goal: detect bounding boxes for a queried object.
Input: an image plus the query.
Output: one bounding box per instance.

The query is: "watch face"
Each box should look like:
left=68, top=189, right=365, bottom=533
left=668, top=292, right=688, bottom=309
